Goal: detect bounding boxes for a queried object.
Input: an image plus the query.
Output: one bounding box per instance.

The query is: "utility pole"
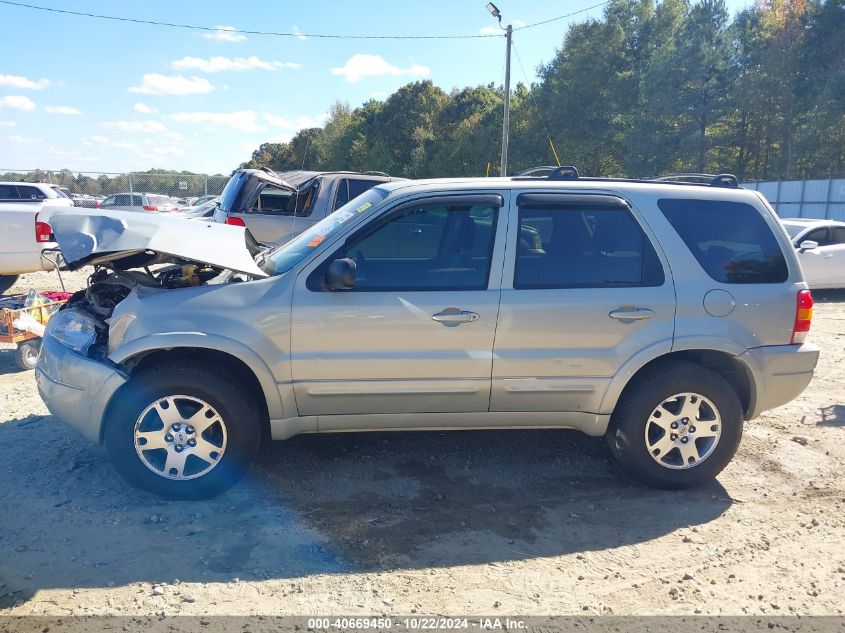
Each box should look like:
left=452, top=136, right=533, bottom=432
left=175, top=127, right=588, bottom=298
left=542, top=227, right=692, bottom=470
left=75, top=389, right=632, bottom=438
left=486, top=3, right=512, bottom=176
left=501, top=23, right=512, bottom=177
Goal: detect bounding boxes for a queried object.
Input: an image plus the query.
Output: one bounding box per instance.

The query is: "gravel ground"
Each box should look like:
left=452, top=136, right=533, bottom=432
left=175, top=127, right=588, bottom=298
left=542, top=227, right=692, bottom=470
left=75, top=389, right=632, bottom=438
left=1, top=269, right=844, bottom=616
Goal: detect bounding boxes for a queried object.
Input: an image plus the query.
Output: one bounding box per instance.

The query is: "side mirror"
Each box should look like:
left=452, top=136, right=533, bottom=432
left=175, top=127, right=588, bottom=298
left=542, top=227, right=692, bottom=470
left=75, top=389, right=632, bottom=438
left=325, top=258, right=356, bottom=291
left=798, top=240, right=819, bottom=252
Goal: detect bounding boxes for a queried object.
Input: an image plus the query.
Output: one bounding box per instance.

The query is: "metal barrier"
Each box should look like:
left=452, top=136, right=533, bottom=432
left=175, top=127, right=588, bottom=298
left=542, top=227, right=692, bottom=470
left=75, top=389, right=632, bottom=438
left=742, top=179, right=845, bottom=221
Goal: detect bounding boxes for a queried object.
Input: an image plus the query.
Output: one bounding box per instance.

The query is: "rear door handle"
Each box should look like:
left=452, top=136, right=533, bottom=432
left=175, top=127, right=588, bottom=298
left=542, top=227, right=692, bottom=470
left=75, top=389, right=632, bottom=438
left=432, top=309, right=480, bottom=326
left=609, top=307, right=654, bottom=320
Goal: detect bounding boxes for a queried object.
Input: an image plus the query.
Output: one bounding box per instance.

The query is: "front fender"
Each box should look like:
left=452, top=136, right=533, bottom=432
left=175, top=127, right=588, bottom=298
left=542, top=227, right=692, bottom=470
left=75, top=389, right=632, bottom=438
left=109, top=332, right=285, bottom=420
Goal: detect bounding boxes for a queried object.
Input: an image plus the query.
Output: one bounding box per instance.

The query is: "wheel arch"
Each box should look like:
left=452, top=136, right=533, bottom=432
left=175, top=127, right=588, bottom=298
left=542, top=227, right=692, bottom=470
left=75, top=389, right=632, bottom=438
left=104, top=338, right=283, bottom=442
left=602, top=349, right=756, bottom=420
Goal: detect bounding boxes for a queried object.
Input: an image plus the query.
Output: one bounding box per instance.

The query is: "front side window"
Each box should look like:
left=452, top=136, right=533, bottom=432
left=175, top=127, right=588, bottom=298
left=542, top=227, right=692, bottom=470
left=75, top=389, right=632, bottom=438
left=658, top=198, right=788, bottom=284
left=803, top=227, right=830, bottom=246
left=310, top=199, right=499, bottom=291
left=514, top=203, right=664, bottom=289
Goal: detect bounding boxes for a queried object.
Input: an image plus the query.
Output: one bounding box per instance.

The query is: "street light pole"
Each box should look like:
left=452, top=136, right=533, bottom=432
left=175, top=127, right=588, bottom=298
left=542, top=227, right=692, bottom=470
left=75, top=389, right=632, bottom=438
left=486, top=3, right=512, bottom=177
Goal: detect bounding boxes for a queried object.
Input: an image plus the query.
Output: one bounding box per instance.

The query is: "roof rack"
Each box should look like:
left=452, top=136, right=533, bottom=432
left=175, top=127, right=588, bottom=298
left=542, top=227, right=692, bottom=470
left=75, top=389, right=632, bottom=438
left=651, top=173, right=739, bottom=188
left=512, top=166, right=740, bottom=189
left=362, top=170, right=390, bottom=177
left=513, top=165, right=580, bottom=180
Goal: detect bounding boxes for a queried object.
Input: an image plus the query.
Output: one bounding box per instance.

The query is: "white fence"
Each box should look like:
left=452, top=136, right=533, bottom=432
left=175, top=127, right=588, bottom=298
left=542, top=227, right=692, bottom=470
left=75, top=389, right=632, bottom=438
left=742, top=179, right=845, bottom=221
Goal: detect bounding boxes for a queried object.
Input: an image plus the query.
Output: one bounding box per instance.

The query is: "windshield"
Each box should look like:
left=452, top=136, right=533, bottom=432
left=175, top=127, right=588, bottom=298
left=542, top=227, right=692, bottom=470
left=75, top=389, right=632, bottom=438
left=260, top=187, right=389, bottom=276
left=781, top=222, right=805, bottom=238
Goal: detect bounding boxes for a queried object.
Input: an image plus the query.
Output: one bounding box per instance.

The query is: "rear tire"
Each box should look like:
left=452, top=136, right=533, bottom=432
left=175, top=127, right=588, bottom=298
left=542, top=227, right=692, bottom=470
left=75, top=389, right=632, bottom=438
left=606, top=361, right=743, bottom=489
left=0, top=275, right=18, bottom=294
left=104, top=361, right=263, bottom=499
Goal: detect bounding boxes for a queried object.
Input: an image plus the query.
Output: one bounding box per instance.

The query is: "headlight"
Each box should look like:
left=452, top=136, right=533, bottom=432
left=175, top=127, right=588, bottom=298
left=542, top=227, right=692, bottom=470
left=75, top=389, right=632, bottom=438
left=47, top=308, right=98, bottom=355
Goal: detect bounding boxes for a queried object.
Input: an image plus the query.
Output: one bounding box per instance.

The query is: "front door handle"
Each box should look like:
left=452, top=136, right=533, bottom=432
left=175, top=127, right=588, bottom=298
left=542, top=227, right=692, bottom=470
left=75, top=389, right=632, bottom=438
left=609, top=307, right=654, bottom=320
left=432, top=308, right=480, bottom=326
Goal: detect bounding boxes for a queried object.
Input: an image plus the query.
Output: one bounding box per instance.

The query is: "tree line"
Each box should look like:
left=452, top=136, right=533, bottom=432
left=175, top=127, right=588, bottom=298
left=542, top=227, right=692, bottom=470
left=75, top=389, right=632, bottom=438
left=243, top=0, right=844, bottom=181
left=0, top=169, right=228, bottom=198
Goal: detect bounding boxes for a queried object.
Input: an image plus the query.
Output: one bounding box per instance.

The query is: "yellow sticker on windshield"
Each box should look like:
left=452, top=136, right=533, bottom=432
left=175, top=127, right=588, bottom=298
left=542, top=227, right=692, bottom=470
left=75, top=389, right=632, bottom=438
left=356, top=201, right=372, bottom=213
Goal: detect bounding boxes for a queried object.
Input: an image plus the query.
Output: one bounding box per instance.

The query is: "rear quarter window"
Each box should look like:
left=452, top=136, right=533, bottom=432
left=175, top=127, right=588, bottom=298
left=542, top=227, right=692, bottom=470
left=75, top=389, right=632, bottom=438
left=658, top=198, right=788, bottom=284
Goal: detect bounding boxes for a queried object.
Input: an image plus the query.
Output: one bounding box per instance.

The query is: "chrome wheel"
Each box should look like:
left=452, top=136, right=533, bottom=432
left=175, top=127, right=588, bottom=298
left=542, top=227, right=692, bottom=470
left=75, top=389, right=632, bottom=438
left=644, top=392, right=721, bottom=470
left=133, top=395, right=227, bottom=481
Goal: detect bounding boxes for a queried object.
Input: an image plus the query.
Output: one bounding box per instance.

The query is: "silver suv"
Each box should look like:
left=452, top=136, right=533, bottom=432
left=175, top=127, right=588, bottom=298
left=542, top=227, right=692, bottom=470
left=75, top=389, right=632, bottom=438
left=37, top=169, right=820, bottom=498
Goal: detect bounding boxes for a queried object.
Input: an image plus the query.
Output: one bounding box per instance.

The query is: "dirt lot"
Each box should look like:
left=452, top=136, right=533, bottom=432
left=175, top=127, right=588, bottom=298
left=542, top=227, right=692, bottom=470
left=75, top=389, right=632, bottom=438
left=1, top=269, right=844, bottom=617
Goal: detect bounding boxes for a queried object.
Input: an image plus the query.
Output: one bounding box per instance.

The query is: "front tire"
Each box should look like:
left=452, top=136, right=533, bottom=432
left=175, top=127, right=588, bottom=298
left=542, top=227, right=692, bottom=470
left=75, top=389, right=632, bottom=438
left=606, top=361, right=743, bottom=489
left=104, top=361, right=263, bottom=499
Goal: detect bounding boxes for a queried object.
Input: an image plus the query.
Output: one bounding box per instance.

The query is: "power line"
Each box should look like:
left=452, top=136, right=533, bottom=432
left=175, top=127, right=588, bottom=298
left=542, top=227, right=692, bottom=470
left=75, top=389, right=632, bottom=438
left=514, top=0, right=611, bottom=31
left=0, top=0, right=611, bottom=40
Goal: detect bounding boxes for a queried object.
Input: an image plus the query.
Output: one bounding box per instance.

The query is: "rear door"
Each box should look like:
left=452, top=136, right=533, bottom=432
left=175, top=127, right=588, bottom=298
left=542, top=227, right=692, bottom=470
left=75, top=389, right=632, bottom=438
left=492, top=192, right=675, bottom=414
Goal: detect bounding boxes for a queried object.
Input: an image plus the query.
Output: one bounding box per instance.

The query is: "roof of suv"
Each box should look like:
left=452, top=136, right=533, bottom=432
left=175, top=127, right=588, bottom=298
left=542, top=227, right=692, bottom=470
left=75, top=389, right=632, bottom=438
left=375, top=176, right=763, bottom=204
left=268, top=169, right=398, bottom=188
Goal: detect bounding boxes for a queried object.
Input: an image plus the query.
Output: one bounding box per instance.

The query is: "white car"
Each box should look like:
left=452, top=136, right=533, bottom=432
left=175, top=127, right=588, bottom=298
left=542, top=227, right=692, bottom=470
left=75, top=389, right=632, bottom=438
left=781, top=219, right=845, bottom=289
left=1, top=182, right=75, bottom=207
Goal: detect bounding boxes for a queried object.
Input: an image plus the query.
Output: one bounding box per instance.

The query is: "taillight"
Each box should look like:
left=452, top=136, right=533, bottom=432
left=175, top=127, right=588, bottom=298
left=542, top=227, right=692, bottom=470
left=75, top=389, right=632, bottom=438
left=95, top=201, right=100, bottom=208
left=791, top=289, right=813, bottom=344
left=143, top=205, right=158, bottom=212
left=225, top=216, right=245, bottom=227
left=35, top=212, right=52, bottom=243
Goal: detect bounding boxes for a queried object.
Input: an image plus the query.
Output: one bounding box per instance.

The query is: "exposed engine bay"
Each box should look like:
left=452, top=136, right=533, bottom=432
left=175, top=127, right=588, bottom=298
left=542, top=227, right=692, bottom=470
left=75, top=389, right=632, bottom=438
left=63, top=263, right=230, bottom=358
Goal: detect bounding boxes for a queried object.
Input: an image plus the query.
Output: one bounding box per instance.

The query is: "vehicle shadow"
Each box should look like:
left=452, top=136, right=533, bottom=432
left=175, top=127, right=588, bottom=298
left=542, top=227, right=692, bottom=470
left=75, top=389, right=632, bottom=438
left=813, top=289, right=845, bottom=303
left=0, top=348, right=27, bottom=375
left=818, top=404, right=845, bottom=428
left=0, top=415, right=733, bottom=607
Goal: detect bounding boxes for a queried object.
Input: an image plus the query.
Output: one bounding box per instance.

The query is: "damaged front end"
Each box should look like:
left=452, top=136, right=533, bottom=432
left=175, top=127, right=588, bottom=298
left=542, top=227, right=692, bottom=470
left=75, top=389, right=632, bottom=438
left=38, top=208, right=268, bottom=362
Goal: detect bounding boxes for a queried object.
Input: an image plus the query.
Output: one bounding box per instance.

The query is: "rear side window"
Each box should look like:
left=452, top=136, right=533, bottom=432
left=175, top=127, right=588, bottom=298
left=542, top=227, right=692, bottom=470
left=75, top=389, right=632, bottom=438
left=515, top=203, right=664, bottom=289
left=17, top=185, right=46, bottom=200
left=0, top=184, right=20, bottom=199
left=832, top=227, right=845, bottom=245
left=658, top=199, right=788, bottom=284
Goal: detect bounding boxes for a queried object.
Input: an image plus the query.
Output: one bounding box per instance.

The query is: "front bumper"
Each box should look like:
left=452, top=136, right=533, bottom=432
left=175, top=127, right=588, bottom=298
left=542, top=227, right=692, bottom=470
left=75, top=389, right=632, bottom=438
left=741, top=341, right=820, bottom=418
left=36, top=334, right=128, bottom=442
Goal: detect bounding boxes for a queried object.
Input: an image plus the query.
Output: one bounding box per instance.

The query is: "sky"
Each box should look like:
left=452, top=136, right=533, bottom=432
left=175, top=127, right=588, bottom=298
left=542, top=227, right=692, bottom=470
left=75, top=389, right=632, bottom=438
left=0, top=0, right=753, bottom=176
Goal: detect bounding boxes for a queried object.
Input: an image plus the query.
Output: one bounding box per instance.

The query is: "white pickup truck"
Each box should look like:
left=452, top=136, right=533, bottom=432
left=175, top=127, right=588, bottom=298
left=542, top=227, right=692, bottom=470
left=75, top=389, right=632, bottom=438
left=0, top=182, right=75, bottom=292
left=0, top=203, right=65, bottom=292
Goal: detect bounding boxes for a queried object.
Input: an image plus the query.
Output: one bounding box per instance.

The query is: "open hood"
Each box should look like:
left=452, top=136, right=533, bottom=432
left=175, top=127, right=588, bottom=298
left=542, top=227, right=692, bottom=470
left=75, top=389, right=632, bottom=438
left=40, top=208, right=268, bottom=277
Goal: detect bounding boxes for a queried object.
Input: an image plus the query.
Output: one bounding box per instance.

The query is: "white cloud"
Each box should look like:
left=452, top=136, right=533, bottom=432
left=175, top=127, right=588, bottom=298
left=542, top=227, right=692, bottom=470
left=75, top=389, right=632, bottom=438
left=170, top=110, right=264, bottom=133
left=171, top=55, right=301, bottom=73
left=45, top=105, right=82, bottom=115
left=292, top=25, right=308, bottom=41
left=82, top=135, right=138, bottom=150
left=479, top=19, right=524, bottom=34
left=6, top=135, right=42, bottom=145
left=0, top=121, right=16, bottom=128
left=331, top=54, right=430, bottom=83
left=102, top=119, right=183, bottom=141
left=0, top=95, right=36, bottom=112
left=203, top=25, right=247, bottom=42
left=128, top=74, right=215, bottom=96
left=0, top=74, right=49, bottom=90
left=264, top=113, right=328, bottom=129
left=133, top=102, right=156, bottom=114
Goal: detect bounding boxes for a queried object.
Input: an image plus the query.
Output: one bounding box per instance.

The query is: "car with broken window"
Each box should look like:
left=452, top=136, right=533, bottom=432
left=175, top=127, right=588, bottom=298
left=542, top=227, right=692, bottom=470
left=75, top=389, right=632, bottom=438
left=213, top=168, right=403, bottom=245
left=36, top=168, right=819, bottom=499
